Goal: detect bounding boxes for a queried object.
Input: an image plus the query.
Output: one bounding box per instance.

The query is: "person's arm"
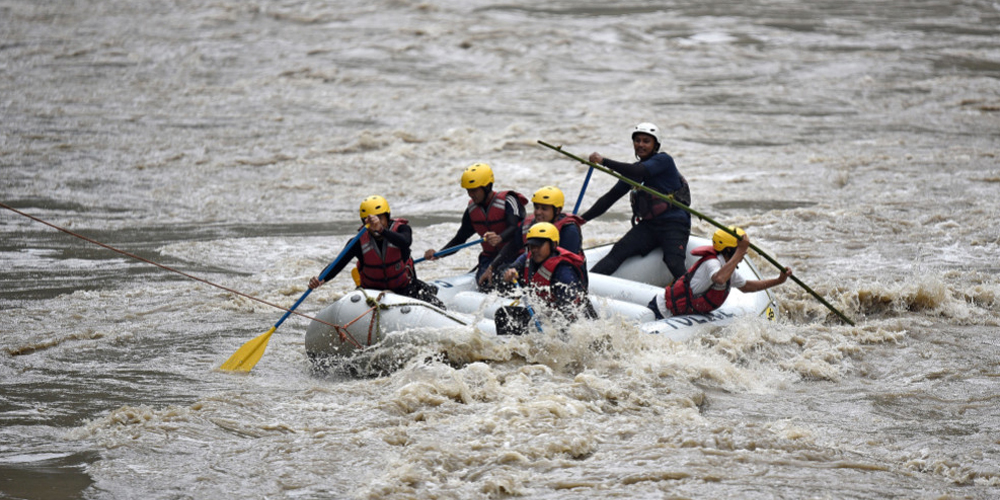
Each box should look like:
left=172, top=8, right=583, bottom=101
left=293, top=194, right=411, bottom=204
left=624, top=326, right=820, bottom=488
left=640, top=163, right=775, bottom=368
left=641, top=154, right=686, bottom=198
left=579, top=181, right=630, bottom=222
left=502, top=254, right=529, bottom=283
left=496, top=195, right=525, bottom=243
left=739, top=268, right=792, bottom=293
left=379, top=222, right=411, bottom=250
left=601, top=158, right=646, bottom=181
left=550, top=264, right=586, bottom=310
left=558, top=223, right=582, bottom=255
left=311, top=237, right=363, bottom=287
left=712, top=237, right=750, bottom=286
left=486, top=221, right=524, bottom=269
left=428, top=211, right=477, bottom=260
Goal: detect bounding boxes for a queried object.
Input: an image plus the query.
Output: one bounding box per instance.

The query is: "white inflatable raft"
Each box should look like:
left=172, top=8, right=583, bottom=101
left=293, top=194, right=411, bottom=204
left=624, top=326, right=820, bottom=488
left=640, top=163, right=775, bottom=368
left=305, top=235, right=778, bottom=366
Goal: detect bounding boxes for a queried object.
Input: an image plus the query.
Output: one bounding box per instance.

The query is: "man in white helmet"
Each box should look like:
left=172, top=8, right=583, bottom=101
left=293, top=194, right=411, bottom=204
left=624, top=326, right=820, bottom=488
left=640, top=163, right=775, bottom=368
left=580, top=122, right=692, bottom=281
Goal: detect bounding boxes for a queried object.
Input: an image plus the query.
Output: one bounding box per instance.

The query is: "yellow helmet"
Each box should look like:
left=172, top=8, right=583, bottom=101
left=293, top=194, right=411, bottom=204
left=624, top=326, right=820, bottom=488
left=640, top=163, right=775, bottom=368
left=359, top=195, right=390, bottom=220
left=460, top=163, right=494, bottom=189
left=712, top=226, right=746, bottom=252
left=525, top=222, right=560, bottom=246
left=531, top=185, right=564, bottom=209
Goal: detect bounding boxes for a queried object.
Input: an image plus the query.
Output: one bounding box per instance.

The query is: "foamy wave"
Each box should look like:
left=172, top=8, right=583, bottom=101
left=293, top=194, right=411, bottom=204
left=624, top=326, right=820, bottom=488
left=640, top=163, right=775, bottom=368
left=851, top=275, right=999, bottom=323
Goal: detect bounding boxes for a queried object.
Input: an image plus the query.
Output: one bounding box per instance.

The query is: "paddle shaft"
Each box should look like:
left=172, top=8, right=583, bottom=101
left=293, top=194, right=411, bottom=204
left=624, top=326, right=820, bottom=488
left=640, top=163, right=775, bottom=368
left=537, top=140, right=855, bottom=326
left=272, top=290, right=312, bottom=329
left=218, top=227, right=369, bottom=372
left=413, top=238, right=484, bottom=264
left=514, top=280, right=544, bottom=333
left=276, top=227, right=367, bottom=328
left=572, top=166, right=594, bottom=215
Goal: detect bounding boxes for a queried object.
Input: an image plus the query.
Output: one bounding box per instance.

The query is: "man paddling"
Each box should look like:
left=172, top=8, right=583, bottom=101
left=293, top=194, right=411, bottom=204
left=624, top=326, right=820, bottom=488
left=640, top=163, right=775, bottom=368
left=648, top=226, right=792, bottom=319
left=309, top=195, right=444, bottom=308
left=423, top=163, right=527, bottom=292
left=579, top=123, right=691, bottom=282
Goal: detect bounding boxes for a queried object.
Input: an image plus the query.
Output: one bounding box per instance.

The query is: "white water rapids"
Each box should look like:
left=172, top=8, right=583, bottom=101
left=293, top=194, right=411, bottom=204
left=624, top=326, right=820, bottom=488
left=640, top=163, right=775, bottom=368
left=2, top=0, right=999, bottom=498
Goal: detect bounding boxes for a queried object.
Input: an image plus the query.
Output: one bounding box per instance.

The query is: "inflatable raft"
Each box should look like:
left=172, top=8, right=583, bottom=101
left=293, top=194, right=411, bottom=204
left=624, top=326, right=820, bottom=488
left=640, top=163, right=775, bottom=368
left=304, top=235, right=779, bottom=368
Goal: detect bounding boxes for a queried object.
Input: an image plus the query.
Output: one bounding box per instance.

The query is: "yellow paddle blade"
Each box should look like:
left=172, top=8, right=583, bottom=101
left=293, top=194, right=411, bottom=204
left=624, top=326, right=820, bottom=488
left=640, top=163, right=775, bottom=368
left=219, top=326, right=276, bottom=372
left=351, top=267, right=361, bottom=286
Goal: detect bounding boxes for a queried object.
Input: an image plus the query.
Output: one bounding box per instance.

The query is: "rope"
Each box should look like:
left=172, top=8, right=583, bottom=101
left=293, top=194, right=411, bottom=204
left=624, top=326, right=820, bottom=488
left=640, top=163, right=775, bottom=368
left=369, top=292, right=386, bottom=345
left=360, top=289, right=471, bottom=324
left=334, top=307, right=372, bottom=349
left=328, top=288, right=476, bottom=350
left=3, top=201, right=496, bottom=355
left=1, top=201, right=344, bottom=330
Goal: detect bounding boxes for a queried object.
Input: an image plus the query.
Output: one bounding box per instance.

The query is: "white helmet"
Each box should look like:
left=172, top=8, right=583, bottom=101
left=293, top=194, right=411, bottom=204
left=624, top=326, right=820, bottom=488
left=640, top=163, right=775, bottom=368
left=632, top=122, right=660, bottom=144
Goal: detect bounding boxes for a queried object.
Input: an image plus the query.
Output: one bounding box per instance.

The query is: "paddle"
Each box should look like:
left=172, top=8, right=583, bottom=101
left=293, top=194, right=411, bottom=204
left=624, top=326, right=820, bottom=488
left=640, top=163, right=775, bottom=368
left=515, top=279, right=544, bottom=333
left=414, top=238, right=484, bottom=264
left=538, top=140, right=855, bottom=326
left=572, top=166, right=594, bottom=215
left=496, top=280, right=543, bottom=335
left=219, top=227, right=368, bottom=372
left=349, top=238, right=485, bottom=286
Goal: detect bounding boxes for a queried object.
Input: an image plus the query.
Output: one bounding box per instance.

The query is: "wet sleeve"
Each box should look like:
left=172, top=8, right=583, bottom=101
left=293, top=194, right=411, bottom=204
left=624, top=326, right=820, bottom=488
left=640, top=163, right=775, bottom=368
left=379, top=223, right=411, bottom=250
left=550, top=264, right=585, bottom=307
left=579, top=180, right=630, bottom=221
left=439, top=211, right=478, bottom=258
left=601, top=158, right=646, bottom=181
left=318, top=238, right=363, bottom=282
left=693, top=258, right=725, bottom=295
left=497, top=195, right=525, bottom=243
left=558, top=224, right=582, bottom=255
left=487, top=221, right=524, bottom=270
left=729, top=267, right=747, bottom=289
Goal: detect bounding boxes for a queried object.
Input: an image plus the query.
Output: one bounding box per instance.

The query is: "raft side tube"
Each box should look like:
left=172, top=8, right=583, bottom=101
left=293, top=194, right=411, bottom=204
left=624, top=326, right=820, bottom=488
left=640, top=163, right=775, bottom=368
left=304, top=289, right=474, bottom=359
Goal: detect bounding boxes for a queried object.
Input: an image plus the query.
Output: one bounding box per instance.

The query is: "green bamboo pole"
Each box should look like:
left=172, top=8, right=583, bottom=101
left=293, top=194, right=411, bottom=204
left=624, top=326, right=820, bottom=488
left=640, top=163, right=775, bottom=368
left=538, top=140, right=855, bottom=326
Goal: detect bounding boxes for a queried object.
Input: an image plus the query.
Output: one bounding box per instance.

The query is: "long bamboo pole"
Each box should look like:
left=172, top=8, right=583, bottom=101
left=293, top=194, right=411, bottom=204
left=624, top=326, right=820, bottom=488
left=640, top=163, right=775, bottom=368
left=537, top=140, right=855, bottom=326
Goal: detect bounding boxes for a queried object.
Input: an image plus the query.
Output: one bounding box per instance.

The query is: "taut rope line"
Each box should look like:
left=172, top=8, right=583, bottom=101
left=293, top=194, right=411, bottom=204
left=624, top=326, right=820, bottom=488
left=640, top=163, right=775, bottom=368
left=0, top=201, right=341, bottom=330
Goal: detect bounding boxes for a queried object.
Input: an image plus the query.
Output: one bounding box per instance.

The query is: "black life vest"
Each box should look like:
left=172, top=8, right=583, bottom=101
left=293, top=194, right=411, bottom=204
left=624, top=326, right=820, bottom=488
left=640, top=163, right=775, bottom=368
left=630, top=175, right=691, bottom=222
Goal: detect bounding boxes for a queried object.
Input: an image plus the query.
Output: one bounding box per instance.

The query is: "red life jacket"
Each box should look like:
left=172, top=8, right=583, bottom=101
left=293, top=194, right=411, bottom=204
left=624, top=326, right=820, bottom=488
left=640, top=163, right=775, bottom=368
left=467, top=190, right=528, bottom=258
left=521, top=213, right=587, bottom=256
left=355, top=219, right=414, bottom=291
left=524, top=247, right=589, bottom=306
left=664, top=246, right=730, bottom=315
